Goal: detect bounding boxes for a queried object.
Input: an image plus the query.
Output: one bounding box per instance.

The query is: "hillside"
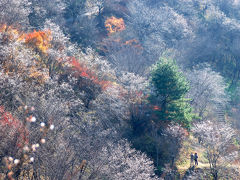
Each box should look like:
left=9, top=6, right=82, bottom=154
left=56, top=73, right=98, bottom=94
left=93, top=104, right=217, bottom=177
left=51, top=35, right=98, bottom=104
left=1, top=0, right=240, bottom=180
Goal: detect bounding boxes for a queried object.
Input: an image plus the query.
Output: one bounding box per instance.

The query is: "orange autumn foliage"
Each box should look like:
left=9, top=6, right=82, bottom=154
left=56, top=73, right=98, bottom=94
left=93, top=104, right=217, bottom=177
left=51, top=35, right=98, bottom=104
left=0, top=25, right=51, bottom=53
left=0, top=24, right=8, bottom=32
left=19, top=30, right=52, bottom=53
left=0, top=25, right=51, bottom=83
left=124, top=39, right=143, bottom=49
left=125, top=39, right=139, bottom=45
left=153, top=106, right=161, bottom=111
left=105, top=16, right=125, bottom=35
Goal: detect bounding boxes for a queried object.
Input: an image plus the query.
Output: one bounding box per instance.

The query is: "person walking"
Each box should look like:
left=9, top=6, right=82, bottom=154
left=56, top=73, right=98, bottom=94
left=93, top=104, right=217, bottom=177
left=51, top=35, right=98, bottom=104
left=190, top=153, right=194, bottom=167
left=194, top=153, right=198, bottom=166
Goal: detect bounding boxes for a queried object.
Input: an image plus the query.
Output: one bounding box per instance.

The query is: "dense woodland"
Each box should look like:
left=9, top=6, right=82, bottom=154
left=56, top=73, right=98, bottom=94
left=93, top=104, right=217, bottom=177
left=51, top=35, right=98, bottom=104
left=1, top=0, right=240, bottom=179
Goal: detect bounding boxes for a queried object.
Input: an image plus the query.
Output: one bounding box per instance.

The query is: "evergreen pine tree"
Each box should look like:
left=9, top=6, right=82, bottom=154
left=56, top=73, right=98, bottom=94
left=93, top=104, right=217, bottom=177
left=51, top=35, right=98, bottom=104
left=150, top=57, right=193, bottom=128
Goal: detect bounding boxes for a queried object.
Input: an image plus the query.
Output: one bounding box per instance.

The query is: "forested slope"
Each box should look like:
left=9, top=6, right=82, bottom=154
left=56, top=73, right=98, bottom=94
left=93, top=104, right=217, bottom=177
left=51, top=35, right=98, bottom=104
left=0, top=0, right=240, bottom=180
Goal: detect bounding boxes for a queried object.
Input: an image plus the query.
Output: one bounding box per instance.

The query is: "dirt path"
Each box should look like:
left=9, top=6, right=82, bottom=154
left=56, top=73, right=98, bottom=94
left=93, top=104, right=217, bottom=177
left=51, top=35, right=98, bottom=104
left=176, top=134, right=240, bottom=178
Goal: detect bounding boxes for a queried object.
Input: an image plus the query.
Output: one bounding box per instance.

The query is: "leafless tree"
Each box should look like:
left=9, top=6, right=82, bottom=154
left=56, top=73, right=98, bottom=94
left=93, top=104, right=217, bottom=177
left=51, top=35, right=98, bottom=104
left=0, top=0, right=31, bottom=27
left=185, top=65, right=228, bottom=120
left=98, top=140, right=160, bottom=180
left=193, top=121, right=237, bottom=180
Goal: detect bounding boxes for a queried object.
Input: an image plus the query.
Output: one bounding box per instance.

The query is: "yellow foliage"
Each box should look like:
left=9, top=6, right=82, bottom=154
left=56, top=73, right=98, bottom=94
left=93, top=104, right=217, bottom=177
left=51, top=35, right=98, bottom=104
left=28, top=65, right=49, bottom=84
left=0, top=24, right=22, bottom=41
left=105, top=16, right=125, bottom=35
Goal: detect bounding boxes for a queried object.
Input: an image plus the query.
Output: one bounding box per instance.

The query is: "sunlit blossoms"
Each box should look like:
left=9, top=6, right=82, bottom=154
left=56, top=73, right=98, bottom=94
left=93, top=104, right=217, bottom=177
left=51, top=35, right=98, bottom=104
left=30, top=116, right=36, bottom=122
left=8, top=157, right=13, bottom=162
left=32, top=144, right=39, bottom=151
left=50, top=124, right=54, bottom=130
left=30, top=157, right=34, bottom=162
left=23, top=145, right=30, bottom=152
left=14, top=159, right=20, bottom=165
left=40, top=139, right=46, bottom=144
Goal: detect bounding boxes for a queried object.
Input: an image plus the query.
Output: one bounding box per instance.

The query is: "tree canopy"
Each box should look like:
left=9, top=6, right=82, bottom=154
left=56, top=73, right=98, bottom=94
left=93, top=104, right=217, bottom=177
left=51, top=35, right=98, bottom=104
left=150, top=57, right=193, bottom=128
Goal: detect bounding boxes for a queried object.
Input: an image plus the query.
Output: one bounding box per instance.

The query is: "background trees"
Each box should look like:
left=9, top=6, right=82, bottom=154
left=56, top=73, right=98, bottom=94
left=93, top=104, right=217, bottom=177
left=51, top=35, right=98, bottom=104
left=0, top=0, right=31, bottom=27
left=185, top=65, right=229, bottom=120
left=126, top=0, right=192, bottom=62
